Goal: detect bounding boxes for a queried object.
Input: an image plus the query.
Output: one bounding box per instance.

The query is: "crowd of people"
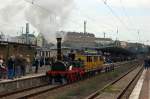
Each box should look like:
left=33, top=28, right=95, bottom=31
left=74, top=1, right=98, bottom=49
left=0, top=54, right=48, bottom=80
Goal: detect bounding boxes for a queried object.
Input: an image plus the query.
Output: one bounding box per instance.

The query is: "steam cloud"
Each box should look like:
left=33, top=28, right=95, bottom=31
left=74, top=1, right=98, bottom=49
left=25, top=0, right=74, bottom=42
left=0, top=0, right=74, bottom=43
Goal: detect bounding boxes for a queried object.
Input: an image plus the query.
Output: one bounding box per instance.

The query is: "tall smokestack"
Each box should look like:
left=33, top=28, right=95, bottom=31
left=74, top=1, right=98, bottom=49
left=84, top=21, right=86, bottom=34
left=56, top=37, right=62, bottom=61
left=26, top=23, right=29, bottom=44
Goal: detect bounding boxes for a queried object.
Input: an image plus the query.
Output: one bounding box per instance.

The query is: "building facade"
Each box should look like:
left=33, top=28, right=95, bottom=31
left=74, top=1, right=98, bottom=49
left=95, top=38, right=114, bottom=47
left=11, top=34, right=36, bottom=45
left=62, top=32, right=96, bottom=48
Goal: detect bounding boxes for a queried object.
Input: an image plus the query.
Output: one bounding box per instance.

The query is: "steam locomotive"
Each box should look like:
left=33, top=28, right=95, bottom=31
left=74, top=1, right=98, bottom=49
left=46, top=38, right=110, bottom=84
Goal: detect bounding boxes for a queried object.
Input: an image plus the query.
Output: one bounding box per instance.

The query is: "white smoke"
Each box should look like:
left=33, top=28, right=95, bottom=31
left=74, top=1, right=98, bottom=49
left=25, top=0, right=74, bottom=43
left=0, top=0, right=26, bottom=35
left=25, top=0, right=73, bottom=42
left=0, top=0, right=74, bottom=43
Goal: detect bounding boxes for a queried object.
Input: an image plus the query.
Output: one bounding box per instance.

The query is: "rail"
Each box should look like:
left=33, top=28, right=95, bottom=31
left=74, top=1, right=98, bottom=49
left=86, top=64, right=143, bottom=99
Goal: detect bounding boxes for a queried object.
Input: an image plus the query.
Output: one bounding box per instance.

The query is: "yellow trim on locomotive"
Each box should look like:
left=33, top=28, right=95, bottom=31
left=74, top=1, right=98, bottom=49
left=75, top=53, right=104, bottom=71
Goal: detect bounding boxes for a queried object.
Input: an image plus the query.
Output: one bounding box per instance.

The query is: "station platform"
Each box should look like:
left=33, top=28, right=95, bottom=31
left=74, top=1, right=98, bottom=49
left=0, top=66, right=49, bottom=94
left=0, top=73, right=45, bottom=83
left=0, top=65, right=48, bottom=83
left=129, top=68, right=150, bottom=99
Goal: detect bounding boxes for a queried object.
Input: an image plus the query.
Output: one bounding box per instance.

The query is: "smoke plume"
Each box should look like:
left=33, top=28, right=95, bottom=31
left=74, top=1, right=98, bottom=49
left=25, top=0, right=74, bottom=43
left=0, top=0, right=74, bottom=43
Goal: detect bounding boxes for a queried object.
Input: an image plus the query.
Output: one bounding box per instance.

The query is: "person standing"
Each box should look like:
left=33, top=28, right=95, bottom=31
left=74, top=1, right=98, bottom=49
left=7, top=56, right=15, bottom=79
left=0, top=56, right=7, bottom=80
left=34, top=58, right=40, bottom=73
left=20, top=56, right=26, bottom=76
left=14, top=55, right=21, bottom=78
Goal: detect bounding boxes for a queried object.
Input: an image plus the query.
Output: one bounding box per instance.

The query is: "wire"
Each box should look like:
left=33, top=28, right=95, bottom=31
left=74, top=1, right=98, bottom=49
left=99, top=0, right=144, bottom=43
left=101, top=0, right=129, bottom=30
left=119, top=0, right=134, bottom=26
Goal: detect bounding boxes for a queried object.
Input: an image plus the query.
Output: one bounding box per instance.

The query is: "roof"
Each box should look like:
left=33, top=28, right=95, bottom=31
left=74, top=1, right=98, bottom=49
left=66, top=32, right=95, bottom=37
left=99, top=47, right=134, bottom=56
left=95, top=38, right=113, bottom=41
left=0, top=41, right=36, bottom=47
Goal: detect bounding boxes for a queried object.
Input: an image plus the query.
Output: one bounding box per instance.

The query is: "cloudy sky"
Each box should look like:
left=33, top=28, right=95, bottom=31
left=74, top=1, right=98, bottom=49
left=0, top=0, right=150, bottom=44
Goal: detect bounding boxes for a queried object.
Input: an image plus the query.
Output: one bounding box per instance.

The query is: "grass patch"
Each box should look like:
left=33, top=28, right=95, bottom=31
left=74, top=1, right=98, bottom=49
left=103, top=86, right=121, bottom=93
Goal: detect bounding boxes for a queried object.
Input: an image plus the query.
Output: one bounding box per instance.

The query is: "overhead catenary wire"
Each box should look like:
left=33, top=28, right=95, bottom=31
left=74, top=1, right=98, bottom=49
left=119, top=0, right=142, bottom=42
left=99, top=0, right=144, bottom=43
left=119, top=0, right=134, bottom=27
left=101, top=0, right=144, bottom=39
left=119, top=0, right=148, bottom=44
left=101, top=0, right=130, bottom=30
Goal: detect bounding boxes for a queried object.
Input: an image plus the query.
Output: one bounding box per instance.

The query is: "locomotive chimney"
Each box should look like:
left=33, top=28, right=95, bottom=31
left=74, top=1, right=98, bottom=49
left=56, top=37, right=62, bottom=61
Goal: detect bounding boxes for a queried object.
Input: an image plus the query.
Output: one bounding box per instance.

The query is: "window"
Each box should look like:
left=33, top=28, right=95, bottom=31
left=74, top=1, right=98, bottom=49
left=94, top=56, right=98, bottom=62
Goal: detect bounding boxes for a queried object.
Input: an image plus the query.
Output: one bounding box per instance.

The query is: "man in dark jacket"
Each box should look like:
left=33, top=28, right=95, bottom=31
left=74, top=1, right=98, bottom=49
left=34, top=58, right=40, bottom=73
left=7, top=56, right=15, bottom=79
left=20, top=56, right=26, bottom=76
left=14, top=55, right=22, bottom=78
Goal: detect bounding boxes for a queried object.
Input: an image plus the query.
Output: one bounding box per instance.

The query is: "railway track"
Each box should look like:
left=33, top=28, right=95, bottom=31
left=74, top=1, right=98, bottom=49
left=86, top=64, right=143, bottom=99
left=0, top=84, right=59, bottom=99
left=0, top=61, right=139, bottom=99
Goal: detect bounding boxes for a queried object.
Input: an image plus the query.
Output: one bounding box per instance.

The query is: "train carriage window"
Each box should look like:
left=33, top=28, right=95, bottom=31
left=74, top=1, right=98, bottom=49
left=89, top=56, right=92, bottom=62
left=99, top=56, right=103, bottom=61
left=89, top=56, right=91, bottom=62
left=94, top=56, right=98, bottom=62
left=87, top=56, right=92, bottom=62
left=86, top=56, right=89, bottom=62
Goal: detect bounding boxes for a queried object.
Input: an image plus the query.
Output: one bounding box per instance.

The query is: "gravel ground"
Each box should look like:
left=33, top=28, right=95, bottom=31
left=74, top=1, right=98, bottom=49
left=28, top=61, right=141, bottom=99
left=95, top=66, right=142, bottom=99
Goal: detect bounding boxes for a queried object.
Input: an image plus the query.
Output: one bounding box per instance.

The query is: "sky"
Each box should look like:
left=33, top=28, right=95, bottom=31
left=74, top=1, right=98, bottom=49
left=0, top=0, right=150, bottom=44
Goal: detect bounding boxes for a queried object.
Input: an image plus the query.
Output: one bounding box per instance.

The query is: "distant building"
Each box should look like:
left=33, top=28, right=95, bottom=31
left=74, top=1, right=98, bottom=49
left=11, top=33, right=36, bottom=45
left=95, top=38, right=114, bottom=47
left=62, top=32, right=96, bottom=48
left=125, top=42, right=149, bottom=53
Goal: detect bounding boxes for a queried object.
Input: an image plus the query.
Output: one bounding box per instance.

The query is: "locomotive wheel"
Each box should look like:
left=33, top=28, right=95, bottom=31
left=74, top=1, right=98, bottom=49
left=47, top=75, right=52, bottom=84
left=48, top=77, right=52, bottom=84
left=60, top=75, right=67, bottom=84
left=51, top=78, right=55, bottom=84
left=60, top=78, right=66, bottom=84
